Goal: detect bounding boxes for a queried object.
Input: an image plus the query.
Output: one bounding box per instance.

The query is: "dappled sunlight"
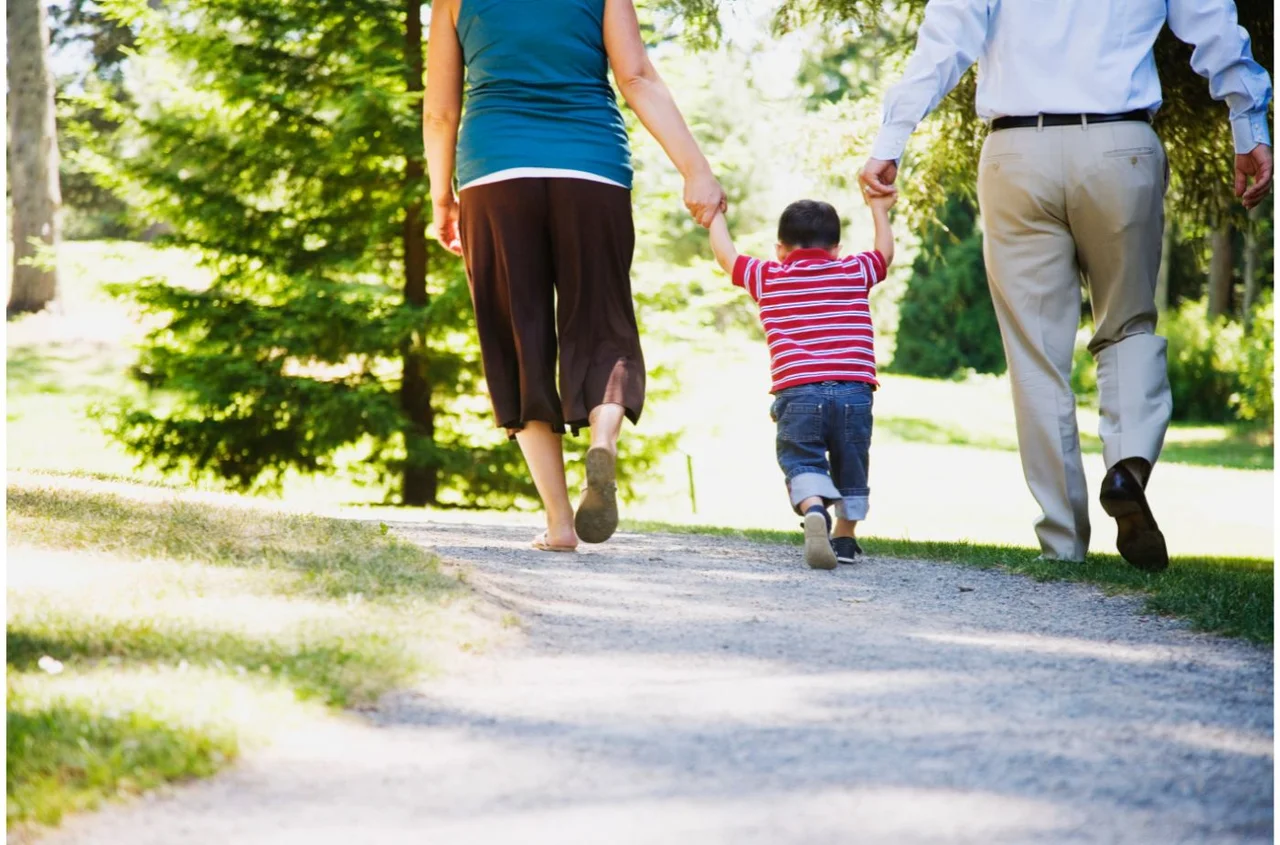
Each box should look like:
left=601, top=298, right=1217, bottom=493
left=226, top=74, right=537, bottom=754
left=8, top=544, right=372, bottom=637
left=8, top=663, right=319, bottom=744
left=1140, top=723, right=1274, bottom=759
left=409, top=655, right=956, bottom=728
left=908, top=630, right=1248, bottom=669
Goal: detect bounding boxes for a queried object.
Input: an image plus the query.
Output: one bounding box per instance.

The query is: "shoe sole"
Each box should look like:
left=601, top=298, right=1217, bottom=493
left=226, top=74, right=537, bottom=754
left=803, top=513, right=837, bottom=570
left=575, top=447, right=618, bottom=544
left=1100, top=490, right=1169, bottom=573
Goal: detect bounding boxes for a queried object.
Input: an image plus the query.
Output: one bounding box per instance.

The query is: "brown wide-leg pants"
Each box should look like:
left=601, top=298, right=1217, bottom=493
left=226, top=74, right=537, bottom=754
left=458, top=177, right=646, bottom=436
left=977, top=120, right=1173, bottom=562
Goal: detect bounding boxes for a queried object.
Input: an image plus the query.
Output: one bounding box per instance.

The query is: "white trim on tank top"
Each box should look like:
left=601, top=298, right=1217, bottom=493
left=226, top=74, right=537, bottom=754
left=458, top=167, right=627, bottom=191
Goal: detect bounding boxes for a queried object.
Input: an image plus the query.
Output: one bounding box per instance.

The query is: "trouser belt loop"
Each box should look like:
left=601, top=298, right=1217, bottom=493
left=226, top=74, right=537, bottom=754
left=1037, top=114, right=1045, bottom=132
left=1082, top=113, right=1089, bottom=130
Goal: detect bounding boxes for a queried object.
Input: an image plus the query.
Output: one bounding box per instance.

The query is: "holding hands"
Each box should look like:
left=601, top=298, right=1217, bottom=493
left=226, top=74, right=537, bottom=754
left=684, top=167, right=728, bottom=228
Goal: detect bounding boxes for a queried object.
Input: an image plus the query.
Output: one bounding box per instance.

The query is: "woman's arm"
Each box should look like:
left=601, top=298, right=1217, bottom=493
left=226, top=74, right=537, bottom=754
left=423, top=0, right=464, bottom=254
left=603, top=0, right=724, bottom=227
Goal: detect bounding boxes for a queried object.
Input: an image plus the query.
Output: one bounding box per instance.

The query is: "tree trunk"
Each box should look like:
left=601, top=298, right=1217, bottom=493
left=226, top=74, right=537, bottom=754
left=399, top=0, right=436, bottom=506
left=1207, top=222, right=1233, bottom=320
left=1241, top=205, right=1261, bottom=331
left=1154, top=216, right=1172, bottom=315
left=7, top=0, right=61, bottom=317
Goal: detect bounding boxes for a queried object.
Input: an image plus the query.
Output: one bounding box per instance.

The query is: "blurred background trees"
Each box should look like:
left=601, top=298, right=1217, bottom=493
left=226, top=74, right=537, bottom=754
left=14, top=0, right=1272, bottom=507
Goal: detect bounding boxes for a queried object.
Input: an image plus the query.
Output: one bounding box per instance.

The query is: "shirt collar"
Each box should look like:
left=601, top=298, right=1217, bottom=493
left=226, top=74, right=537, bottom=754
left=782, top=248, right=838, bottom=265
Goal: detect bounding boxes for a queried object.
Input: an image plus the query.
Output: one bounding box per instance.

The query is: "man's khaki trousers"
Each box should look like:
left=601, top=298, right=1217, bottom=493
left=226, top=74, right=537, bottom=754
left=976, top=121, right=1173, bottom=561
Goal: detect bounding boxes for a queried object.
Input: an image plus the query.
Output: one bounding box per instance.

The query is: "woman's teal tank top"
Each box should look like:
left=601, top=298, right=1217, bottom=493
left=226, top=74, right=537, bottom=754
left=455, top=0, right=633, bottom=189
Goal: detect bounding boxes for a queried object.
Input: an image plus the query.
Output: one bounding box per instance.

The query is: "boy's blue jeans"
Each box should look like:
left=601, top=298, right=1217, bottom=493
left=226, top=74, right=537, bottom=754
left=770, top=380, right=873, bottom=521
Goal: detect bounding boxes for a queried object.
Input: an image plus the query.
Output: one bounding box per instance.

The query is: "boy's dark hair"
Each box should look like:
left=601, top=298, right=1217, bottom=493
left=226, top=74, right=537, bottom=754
left=777, top=199, right=841, bottom=249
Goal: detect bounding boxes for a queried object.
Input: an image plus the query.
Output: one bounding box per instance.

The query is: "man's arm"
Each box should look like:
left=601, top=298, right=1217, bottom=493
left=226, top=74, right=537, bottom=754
left=1167, top=0, right=1273, bottom=207
left=709, top=212, right=738, bottom=276
left=862, top=0, right=989, bottom=195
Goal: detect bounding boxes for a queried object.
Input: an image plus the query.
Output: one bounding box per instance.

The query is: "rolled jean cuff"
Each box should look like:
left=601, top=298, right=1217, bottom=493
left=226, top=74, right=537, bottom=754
left=787, top=471, right=842, bottom=512
left=836, top=495, right=869, bottom=521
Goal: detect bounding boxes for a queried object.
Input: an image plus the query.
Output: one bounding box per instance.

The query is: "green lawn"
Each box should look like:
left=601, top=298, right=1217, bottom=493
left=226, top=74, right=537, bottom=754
left=6, top=479, right=488, bottom=835
left=622, top=519, right=1274, bottom=645
left=876, top=414, right=1274, bottom=471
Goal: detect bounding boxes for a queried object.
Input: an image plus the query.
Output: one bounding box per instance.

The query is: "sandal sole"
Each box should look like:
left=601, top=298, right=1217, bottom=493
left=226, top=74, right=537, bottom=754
left=575, top=447, right=619, bottom=544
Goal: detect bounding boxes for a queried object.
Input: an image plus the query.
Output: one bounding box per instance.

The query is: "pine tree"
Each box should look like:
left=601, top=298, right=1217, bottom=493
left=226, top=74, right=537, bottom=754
left=87, top=0, right=535, bottom=506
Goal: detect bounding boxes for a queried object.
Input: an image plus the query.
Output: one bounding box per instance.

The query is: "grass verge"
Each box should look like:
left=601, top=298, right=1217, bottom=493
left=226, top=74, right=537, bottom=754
left=877, top=416, right=1274, bottom=471
left=621, top=519, right=1274, bottom=645
left=6, top=480, right=481, bottom=836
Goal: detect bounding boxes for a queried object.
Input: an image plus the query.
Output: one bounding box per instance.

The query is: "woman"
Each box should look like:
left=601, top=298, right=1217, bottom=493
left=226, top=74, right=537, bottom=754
left=424, top=0, right=724, bottom=551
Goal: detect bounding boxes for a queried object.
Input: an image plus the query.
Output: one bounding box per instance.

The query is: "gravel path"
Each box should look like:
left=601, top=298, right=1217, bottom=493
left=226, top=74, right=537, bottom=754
left=44, top=522, right=1273, bottom=844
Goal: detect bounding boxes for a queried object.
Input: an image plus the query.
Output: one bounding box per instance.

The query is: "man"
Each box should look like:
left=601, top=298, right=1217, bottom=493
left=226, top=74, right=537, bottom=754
left=861, top=0, right=1272, bottom=571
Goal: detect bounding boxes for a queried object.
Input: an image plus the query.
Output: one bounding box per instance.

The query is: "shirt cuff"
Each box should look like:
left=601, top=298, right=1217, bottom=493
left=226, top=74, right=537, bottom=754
left=870, top=124, right=912, bottom=162
left=1231, top=110, right=1272, bottom=155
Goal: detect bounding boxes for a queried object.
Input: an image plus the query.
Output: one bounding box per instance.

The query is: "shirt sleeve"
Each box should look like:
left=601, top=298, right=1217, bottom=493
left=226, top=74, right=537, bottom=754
left=848, top=251, right=889, bottom=288
left=732, top=255, right=764, bottom=302
left=1167, top=0, right=1272, bottom=153
left=869, top=0, right=990, bottom=162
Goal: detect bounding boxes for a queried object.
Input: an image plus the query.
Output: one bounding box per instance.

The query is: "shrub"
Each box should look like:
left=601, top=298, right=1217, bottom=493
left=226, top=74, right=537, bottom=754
left=1233, top=291, right=1274, bottom=429
left=1068, top=296, right=1272, bottom=431
left=891, top=197, right=1007, bottom=378
left=1162, top=299, right=1245, bottom=423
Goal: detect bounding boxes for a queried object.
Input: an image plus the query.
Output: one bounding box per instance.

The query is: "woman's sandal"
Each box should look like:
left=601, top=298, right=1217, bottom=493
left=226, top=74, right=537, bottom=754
left=574, top=447, right=618, bottom=544
left=531, top=531, right=577, bottom=553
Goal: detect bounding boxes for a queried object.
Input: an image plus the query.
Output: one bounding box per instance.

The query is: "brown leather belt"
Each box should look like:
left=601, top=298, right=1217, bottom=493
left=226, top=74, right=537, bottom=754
left=991, top=110, right=1151, bottom=131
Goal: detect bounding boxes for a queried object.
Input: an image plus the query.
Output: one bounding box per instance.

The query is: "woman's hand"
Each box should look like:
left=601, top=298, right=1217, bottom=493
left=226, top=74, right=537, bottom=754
left=431, top=194, right=463, bottom=256
left=684, top=169, right=726, bottom=228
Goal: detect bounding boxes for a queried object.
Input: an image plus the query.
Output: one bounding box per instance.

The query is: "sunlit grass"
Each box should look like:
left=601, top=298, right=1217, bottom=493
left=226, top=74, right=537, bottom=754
left=6, top=480, right=484, bottom=834
left=876, top=415, right=1273, bottom=471
left=621, top=519, right=1274, bottom=645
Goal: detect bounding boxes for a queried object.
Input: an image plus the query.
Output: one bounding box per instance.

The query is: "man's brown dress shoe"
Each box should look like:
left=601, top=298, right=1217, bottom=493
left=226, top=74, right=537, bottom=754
left=1099, top=459, right=1168, bottom=573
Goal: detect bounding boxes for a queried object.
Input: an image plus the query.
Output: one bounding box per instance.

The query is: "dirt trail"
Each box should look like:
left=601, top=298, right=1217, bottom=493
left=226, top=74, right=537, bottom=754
left=44, top=522, right=1273, bottom=844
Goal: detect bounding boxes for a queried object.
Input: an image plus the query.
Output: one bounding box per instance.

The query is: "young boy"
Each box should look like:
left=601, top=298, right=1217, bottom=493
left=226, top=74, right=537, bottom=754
left=709, top=191, right=895, bottom=570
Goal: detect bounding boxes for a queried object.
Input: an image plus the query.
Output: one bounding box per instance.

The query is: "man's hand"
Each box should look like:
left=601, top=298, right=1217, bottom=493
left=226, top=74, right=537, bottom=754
left=431, top=194, right=462, bottom=256
left=860, top=158, right=899, bottom=197
left=1235, top=144, right=1273, bottom=209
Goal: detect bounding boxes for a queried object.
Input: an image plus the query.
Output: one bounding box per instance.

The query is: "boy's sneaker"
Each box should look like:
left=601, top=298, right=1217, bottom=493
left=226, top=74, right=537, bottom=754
left=802, top=511, right=838, bottom=570
left=832, top=536, right=862, bottom=565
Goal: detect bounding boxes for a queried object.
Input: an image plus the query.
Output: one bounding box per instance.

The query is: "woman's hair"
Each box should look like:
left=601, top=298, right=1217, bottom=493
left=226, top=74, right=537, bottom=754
left=777, top=199, right=841, bottom=249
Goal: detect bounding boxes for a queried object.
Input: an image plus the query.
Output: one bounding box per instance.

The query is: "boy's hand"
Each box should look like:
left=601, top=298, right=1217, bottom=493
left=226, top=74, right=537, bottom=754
left=862, top=185, right=898, bottom=212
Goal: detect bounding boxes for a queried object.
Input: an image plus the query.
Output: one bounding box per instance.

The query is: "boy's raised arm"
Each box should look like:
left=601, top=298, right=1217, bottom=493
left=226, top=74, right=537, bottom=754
left=709, top=211, right=739, bottom=275
left=867, top=193, right=896, bottom=269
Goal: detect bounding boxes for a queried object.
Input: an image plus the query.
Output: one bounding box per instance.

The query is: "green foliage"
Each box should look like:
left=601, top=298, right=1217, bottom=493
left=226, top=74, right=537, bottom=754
left=1073, top=295, right=1275, bottom=428
left=79, top=0, right=491, bottom=504
left=1233, top=290, right=1274, bottom=428
left=1162, top=299, right=1247, bottom=423
left=50, top=0, right=142, bottom=239
left=890, top=197, right=1005, bottom=378
left=663, top=0, right=1272, bottom=231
